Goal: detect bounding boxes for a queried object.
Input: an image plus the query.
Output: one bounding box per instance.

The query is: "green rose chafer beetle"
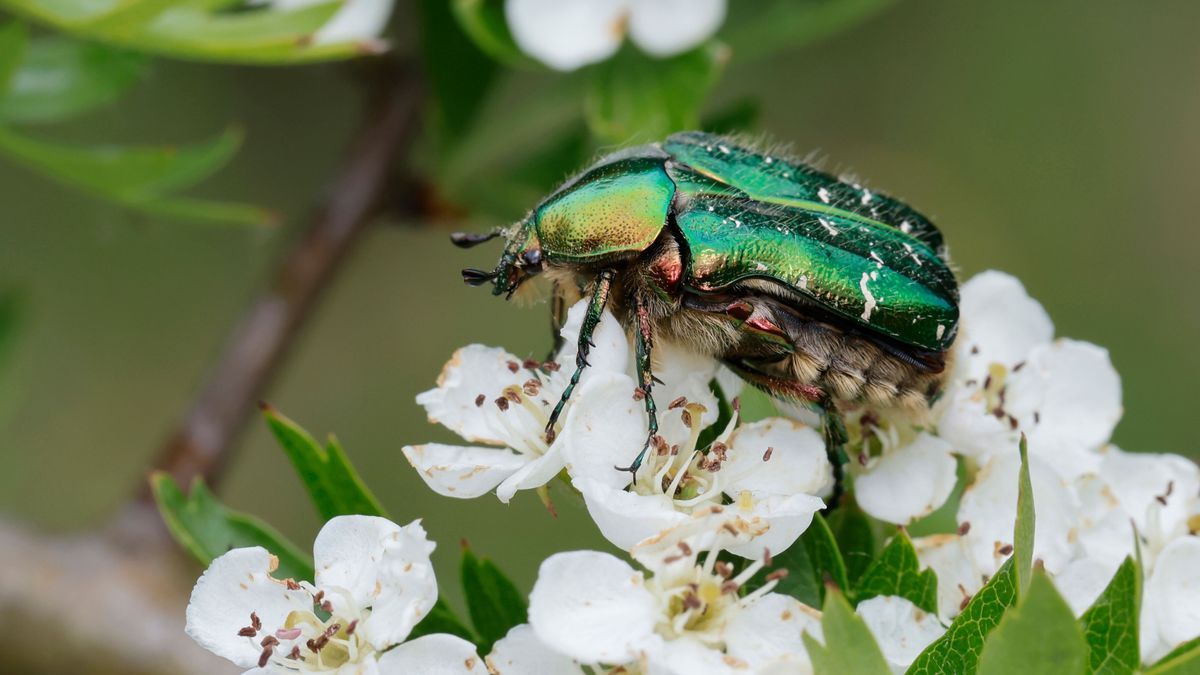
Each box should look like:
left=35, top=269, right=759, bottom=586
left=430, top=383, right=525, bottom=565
left=453, top=131, right=959, bottom=487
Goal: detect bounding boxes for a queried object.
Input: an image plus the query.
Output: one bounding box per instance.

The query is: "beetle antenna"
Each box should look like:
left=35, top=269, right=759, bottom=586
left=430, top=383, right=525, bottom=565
left=461, top=268, right=497, bottom=286
left=450, top=229, right=504, bottom=249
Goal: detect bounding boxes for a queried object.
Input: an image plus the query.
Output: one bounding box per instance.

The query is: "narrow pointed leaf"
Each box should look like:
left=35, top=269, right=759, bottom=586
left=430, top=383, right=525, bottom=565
left=461, top=545, right=527, bottom=654
left=262, top=406, right=387, bottom=520
left=826, top=495, right=878, bottom=585
left=150, top=472, right=314, bottom=581
left=0, top=36, right=147, bottom=124
left=0, top=21, right=28, bottom=92
left=906, top=558, right=1019, bottom=675
left=1079, top=557, right=1140, bottom=675
left=1146, top=637, right=1200, bottom=675
left=803, top=587, right=891, bottom=675
left=1014, top=434, right=1035, bottom=595
left=854, top=531, right=938, bottom=614
left=409, top=599, right=477, bottom=643
left=977, top=571, right=1088, bottom=675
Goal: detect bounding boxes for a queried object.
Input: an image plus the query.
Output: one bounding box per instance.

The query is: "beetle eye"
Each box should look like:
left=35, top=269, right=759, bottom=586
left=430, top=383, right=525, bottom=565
left=522, top=248, right=542, bottom=267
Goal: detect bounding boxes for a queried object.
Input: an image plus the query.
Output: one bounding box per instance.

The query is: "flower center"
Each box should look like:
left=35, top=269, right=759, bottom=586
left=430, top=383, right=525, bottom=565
left=634, top=401, right=726, bottom=507
left=236, top=587, right=372, bottom=673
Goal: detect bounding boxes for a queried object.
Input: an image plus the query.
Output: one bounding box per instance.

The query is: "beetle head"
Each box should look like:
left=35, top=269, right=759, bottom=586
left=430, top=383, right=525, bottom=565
left=454, top=219, right=543, bottom=299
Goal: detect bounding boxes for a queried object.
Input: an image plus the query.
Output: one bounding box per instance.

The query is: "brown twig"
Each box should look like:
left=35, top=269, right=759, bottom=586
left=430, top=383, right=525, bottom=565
left=138, top=60, right=424, bottom=502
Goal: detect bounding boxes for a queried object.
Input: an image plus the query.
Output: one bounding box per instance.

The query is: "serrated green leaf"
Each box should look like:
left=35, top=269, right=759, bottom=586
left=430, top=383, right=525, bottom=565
left=854, top=531, right=938, bottom=614
left=803, top=587, right=891, bottom=675
left=1015, top=434, right=1035, bottom=595
left=907, top=558, right=1019, bottom=675
left=451, top=0, right=528, bottom=65
left=585, top=42, right=728, bottom=144
left=409, top=599, right=477, bottom=644
left=724, top=0, right=899, bottom=64
left=1079, top=557, right=1141, bottom=675
left=262, top=406, right=387, bottom=521
left=826, top=494, right=878, bottom=585
left=750, top=513, right=848, bottom=607
left=1147, top=637, right=1200, bottom=675
left=805, top=513, right=850, bottom=595
left=0, top=125, right=272, bottom=225
left=150, top=472, right=314, bottom=581
left=977, top=571, right=1088, bottom=675
left=0, top=36, right=148, bottom=124
left=461, top=546, right=527, bottom=654
left=0, top=21, right=28, bottom=93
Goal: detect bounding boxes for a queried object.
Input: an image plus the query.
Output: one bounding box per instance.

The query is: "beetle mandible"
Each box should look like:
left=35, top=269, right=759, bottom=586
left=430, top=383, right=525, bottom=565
left=452, top=131, right=959, bottom=492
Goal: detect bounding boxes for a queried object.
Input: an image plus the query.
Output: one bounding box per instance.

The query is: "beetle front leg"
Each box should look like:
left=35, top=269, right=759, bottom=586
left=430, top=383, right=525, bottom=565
left=820, top=398, right=850, bottom=508
left=544, top=270, right=614, bottom=443
left=615, top=293, right=659, bottom=483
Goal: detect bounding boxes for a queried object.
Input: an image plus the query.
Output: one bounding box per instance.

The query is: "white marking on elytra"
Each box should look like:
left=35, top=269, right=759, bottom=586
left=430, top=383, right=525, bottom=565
left=903, top=242, right=923, bottom=266
left=764, top=156, right=774, bottom=164
left=818, top=218, right=839, bottom=236
left=798, top=274, right=809, bottom=289
left=860, top=272, right=877, bottom=322
left=755, top=262, right=768, bottom=272
left=861, top=189, right=873, bottom=205
left=936, top=324, right=946, bottom=340
left=718, top=144, right=731, bottom=154
left=869, top=251, right=884, bottom=268
left=900, top=220, right=914, bottom=234
left=818, top=187, right=832, bottom=204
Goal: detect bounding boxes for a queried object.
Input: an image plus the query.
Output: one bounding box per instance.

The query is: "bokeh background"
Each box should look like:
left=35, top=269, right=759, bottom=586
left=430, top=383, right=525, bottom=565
left=1, top=0, right=1198, bottom=671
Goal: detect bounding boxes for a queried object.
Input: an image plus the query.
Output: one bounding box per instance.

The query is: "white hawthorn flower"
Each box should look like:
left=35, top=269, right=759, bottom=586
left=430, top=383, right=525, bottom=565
left=505, top=0, right=727, bottom=70
left=853, top=428, right=957, bottom=526
left=912, top=533, right=988, bottom=621
left=856, top=596, right=946, bottom=674
left=564, top=380, right=830, bottom=555
left=185, top=515, right=484, bottom=674
left=526, top=509, right=822, bottom=673
left=1140, top=536, right=1200, bottom=664
left=403, top=301, right=628, bottom=502
left=270, top=0, right=394, bottom=45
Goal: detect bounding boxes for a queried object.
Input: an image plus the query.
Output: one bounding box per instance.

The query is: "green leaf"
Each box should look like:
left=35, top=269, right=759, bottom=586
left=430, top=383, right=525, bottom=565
left=1079, top=557, right=1141, bottom=675
left=736, top=386, right=779, bottom=423
left=751, top=513, right=849, bottom=607
left=0, top=36, right=148, bottom=124
left=451, top=0, right=529, bottom=66
left=724, top=0, right=899, bottom=64
left=696, top=376, right=735, bottom=450
left=150, top=472, right=314, bottom=581
left=262, top=405, right=387, bottom=521
left=977, top=571, right=1088, bottom=675
left=461, top=545, right=527, bottom=654
left=0, top=289, right=21, bottom=374
left=854, top=531, right=938, bottom=614
left=907, top=558, right=1019, bottom=675
left=826, top=494, right=878, bottom=585
left=417, top=0, right=497, bottom=137
left=803, top=587, right=891, bottom=675
left=585, top=42, right=728, bottom=144
left=0, top=21, right=29, bottom=93
left=409, top=599, right=477, bottom=643
left=1014, top=434, right=1035, bottom=595
left=0, top=125, right=273, bottom=226
left=1146, top=637, right=1200, bottom=675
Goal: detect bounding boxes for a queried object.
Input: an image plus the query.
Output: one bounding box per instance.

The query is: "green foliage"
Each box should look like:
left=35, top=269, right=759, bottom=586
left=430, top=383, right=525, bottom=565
left=1014, top=435, right=1035, bottom=594
left=585, top=42, right=728, bottom=144
left=724, top=0, right=900, bottom=63
left=451, top=0, right=527, bottom=66
left=826, top=495, right=878, bottom=585
left=1080, top=557, right=1141, bottom=675
left=418, top=0, right=497, bottom=137
left=977, top=571, right=1088, bottom=675
left=0, top=35, right=147, bottom=124
left=751, top=513, right=848, bottom=607
left=151, top=472, right=315, bottom=581
left=261, top=405, right=388, bottom=520
left=409, top=601, right=477, bottom=643
left=0, top=289, right=21, bottom=372
left=696, top=376, right=735, bottom=449
left=0, top=124, right=273, bottom=225
left=854, top=531, right=938, bottom=614
left=736, top=386, right=779, bottom=423
left=461, top=545, right=528, bottom=654
left=1146, top=638, right=1200, bottom=675
left=0, top=0, right=377, bottom=64
left=803, top=587, right=892, bottom=675
left=0, top=20, right=27, bottom=91
left=907, top=559, right=1019, bottom=675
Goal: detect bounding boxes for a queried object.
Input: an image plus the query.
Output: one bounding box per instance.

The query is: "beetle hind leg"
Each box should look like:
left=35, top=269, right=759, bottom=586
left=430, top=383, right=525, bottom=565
left=614, top=292, right=660, bottom=484
left=544, top=270, right=614, bottom=442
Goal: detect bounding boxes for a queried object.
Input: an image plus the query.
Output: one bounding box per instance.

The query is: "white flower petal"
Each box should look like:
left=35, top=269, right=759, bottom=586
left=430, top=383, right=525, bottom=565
left=495, top=443, right=567, bottom=502
left=856, top=434, right=957, bottom=525
left=313, top=516, right=438, bottom=650
left=649, top=340, right=720, bottom=436
left=185, top=547, right=312, bottom=668
left=934, top=386, right=1016, bottom=463
left=955, top=271, right=1053, bottom=381
left=528, top=550, right=658, bottom=663
left=505, top=0, right=627, bottom=71
left=576, top=477, right=689, bottom=551
left=645, top=636, right=738, bottom=675
left=715, top=363, right=745, bottom=401
left=272, top=0, right=393, bottom=44
left=1144, top=536, right=1200, bottom=652
left=957, top=453, right=1080, bottom=575
left=723, top=418, right=832, bottom=498
left=724, top=492, right=825, bottom=559
left=402, top=444, right=527, bottom=499
left=1073, top=473, right=1138, bottom=566
left=416, top=345, right=536, bottom=447
left=555, top=302, right=629, bottom=377
left=487, top=623, right=584, bottom=675
left=377, top=633, right=487, bottom=674
left=1098, top=446, right=1200, bottom=538
left=1054, top=556, right=1118, bottom=617
left=856, top=596, right=945, bottom=673
left=912, top=534, right=983, bottom=621
left=724, top=592, right=821, bottom=670
left=628, top=0, right=726, bottom=57
left=559, top=370, right=646, bottom=490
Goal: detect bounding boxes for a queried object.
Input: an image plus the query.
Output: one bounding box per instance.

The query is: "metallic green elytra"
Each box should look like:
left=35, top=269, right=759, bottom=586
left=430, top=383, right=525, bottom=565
left=454, top=131, right=960, bottom=484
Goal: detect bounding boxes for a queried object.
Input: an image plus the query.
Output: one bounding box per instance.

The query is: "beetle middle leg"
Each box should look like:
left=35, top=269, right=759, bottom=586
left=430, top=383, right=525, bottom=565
left=614, top=292, right=660, bottom=482
left=544, top=269, right=614, bottom=443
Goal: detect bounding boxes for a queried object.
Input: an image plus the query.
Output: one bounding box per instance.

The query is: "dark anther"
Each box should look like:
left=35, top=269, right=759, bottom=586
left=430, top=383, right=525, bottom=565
left=542, top=361, right=561, bottom=372
left=721, top=580, right=740, bottom=595
left=450, top=231, right=501, bottom=248
left=633, top=388, right=646, bottom=401
left=462, top=268, right=497, bottom=286
left=766, top=569, right=790, bottom=582
left=506, top=360, right=520, bottom=373
left=251, top=612, right=262, bottom=631
left=762, top=446, right=774, bottom=462
left=288, top=646, right=303, bottom=660
left=258, top=645, right=274, bottom=668
left=494, top=397, right=509, bottom=411
left=324, top=624, right=341, bottom=638
left=286, top=579, right=302, bottom=591
left=238, top=626, right=258, bottom=637
left=346, top=620, right=358, bottom=636
left=668, top=396, right=688, bottom=409
left=763, top=547, right=773, bottom=567
left=681, top=409, right=693, bottom=428
left=958, top=521, right=971, bottom=536
left=261, top=635, right=279, bottom=648
left=714, top=561, right=733, bottom=578
left=522, top=358, right=541, bottom=369
left=320, top=600, right=334, bottom=613
left=474, top=394, right=486, bottom=407
left=997, top=543, right=1014, bottom=556
left=677, top=541, right=693, bottom=556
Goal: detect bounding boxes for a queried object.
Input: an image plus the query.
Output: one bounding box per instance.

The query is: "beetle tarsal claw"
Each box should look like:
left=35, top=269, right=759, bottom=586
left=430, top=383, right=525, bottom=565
left=461, top=268, right=497, bottom=286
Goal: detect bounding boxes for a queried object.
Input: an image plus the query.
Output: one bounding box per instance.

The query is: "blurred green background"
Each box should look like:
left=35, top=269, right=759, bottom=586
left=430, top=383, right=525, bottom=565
left=2, top=0, right=1198, bottom=613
